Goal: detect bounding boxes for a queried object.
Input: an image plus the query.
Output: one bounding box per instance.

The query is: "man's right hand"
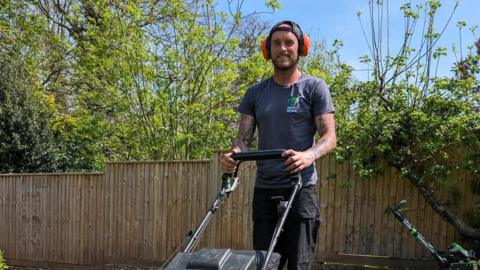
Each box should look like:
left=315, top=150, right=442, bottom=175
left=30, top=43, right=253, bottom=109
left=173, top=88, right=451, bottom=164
left=220, top=147, right=241, bottom=174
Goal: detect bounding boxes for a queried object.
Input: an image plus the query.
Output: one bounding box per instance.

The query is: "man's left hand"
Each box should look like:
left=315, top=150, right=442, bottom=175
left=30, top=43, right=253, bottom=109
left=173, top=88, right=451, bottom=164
left=282, top=149, right=316, bottom=174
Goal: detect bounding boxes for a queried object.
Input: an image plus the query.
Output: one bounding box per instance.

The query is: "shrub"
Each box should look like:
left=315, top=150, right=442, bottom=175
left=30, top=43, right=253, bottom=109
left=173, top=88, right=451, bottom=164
left=0, top=249, right=6, bottom=270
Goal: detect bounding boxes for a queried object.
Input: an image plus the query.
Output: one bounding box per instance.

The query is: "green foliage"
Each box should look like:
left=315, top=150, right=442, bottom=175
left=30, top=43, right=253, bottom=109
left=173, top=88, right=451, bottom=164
left=326, top=172, right=337, bottom=181
left=0, top=249, right=5, bottom=270
left=0, top=0, right=285, bottom=171
left=335, top=76, right=479, bottom=181
left=265, top=0, right=282, bottom=11
left=0, top=46, right=62, bottom=173
left=333, top=0, right=480, bottom=238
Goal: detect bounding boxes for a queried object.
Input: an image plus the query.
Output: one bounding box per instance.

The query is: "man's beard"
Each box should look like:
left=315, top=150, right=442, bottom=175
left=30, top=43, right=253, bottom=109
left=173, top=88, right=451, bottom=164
left=272, top=55, right=299, bottom=71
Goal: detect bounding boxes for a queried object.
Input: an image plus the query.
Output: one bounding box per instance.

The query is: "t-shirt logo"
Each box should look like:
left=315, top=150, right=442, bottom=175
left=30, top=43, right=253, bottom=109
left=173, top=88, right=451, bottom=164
left=286, top=96, right=300, bottom=112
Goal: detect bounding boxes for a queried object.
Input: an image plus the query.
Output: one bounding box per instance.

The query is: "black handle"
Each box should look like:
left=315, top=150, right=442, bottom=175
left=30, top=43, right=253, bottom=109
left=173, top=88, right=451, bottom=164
left=392, top=200, right=407, bottom=211
left=232, top=149, right=286, bottom=161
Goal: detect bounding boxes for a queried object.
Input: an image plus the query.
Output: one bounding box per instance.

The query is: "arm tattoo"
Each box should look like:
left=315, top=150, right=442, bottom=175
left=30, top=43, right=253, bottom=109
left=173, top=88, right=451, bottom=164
left=316, top=116, right=328, bottom=137
left=309, top=114, right=336, bottom=159
left=232, top=114, right=256, bottom=151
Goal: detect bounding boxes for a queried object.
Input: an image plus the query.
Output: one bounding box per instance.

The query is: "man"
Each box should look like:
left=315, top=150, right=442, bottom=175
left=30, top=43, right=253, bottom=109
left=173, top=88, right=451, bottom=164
left=220, top=20, right=336, bottom=269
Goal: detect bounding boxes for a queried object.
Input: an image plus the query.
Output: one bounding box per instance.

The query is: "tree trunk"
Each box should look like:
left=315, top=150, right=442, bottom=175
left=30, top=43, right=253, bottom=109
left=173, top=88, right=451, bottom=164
left=395, top=163, right=480, bottom=240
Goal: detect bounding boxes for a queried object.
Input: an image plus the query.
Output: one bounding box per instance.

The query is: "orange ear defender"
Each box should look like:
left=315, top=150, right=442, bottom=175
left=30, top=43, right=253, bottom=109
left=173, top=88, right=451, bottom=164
left=302, top=34, right=310, bottom=56
left=261, top=20, right=310, bottom=60
left=261, top=39, right=269, bottom=59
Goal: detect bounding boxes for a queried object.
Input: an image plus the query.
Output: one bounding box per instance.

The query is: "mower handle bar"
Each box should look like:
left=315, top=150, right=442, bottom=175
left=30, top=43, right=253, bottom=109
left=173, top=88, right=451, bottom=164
left=231, top=149, right=286, bottom=161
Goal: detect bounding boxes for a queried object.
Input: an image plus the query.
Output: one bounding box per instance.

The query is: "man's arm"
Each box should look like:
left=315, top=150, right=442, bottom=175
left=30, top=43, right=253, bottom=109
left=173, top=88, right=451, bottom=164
left=283, top=113, right=336, bottom=173
left=221, top=113, right=256, bottom=173
left=309, top=113, right=337, bottom=159
left=231, top=113, right=256, bottom=152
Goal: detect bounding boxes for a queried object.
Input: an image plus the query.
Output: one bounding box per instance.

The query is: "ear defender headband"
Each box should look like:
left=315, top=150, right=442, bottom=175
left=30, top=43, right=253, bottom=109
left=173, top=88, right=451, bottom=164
left=261, top=20, right=310, bottom=60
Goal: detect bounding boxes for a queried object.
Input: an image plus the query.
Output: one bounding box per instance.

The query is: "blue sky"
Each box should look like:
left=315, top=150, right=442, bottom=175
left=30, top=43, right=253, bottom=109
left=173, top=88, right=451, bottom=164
left=221, top=0, right=479, bottom=80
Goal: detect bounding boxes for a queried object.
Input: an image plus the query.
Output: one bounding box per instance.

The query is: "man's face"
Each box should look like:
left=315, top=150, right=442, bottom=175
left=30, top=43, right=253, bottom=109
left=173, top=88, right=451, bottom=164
left=270, top=25, right=299, bottom=71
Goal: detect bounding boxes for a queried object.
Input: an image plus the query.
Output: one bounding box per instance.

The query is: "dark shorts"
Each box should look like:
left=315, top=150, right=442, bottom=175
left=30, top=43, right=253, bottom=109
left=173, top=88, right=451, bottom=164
left=252, top=185, right=321, bottom=270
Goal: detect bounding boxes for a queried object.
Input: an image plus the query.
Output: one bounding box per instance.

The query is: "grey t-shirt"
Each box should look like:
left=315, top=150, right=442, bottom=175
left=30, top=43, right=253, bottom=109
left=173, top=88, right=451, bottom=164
left=238, top=74, right=335, bottom=188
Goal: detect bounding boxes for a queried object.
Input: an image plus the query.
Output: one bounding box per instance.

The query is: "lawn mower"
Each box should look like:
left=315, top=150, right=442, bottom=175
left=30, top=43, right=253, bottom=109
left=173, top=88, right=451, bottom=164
left=164, top=149, right=301, bottom=270
left=390, top=200, right=480, bottom=269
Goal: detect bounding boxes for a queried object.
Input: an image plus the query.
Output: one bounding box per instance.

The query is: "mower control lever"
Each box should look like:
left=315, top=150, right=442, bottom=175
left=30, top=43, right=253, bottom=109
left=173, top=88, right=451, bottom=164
left=232, top=149, right=286, bottom=161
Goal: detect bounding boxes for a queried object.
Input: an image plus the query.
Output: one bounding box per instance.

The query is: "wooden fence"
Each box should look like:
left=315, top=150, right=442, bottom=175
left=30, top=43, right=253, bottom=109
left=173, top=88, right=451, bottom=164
left=0, top=153, right=475, bottom=268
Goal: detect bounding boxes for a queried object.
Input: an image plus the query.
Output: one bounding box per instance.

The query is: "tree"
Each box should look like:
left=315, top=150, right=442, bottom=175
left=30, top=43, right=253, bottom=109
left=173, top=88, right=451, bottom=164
left=1, top=0, right=282, bottom=170
left=0, top=47, right=61, bottom=173
left=332, top=0, right=480, bottom=241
